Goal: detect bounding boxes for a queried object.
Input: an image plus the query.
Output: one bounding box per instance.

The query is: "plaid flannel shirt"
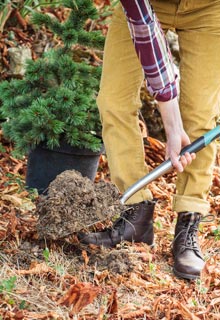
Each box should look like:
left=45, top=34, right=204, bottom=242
left=120, top=0, right=178, bottom=102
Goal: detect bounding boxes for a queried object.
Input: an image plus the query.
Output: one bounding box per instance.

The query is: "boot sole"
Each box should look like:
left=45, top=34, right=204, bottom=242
left=173, top=267, right=200, bottom=280
left=116, top=240, right=155, bottom=248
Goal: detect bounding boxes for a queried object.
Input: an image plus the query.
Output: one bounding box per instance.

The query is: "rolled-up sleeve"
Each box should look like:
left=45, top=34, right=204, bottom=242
left=120, top=0, right=178, bottom=102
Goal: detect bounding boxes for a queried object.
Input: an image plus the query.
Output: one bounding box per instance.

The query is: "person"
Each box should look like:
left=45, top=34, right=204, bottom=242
left=79, top=0, right=220, bottom=280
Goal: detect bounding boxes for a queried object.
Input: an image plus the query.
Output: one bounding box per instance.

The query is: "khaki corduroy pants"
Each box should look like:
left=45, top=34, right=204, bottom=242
left=97, top=0, right=220, bottom=214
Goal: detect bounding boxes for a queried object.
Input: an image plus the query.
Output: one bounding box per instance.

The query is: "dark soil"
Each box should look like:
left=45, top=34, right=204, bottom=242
left=88, top=248, right=135, bottom=274
left=36, top=170, right=125, bottom=240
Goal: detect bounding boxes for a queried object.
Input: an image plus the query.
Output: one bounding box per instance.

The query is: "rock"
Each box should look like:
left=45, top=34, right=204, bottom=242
left=8, top=45, right=32, bottom=76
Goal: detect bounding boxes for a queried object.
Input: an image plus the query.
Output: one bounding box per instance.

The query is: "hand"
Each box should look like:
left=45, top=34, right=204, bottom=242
left=165, top=130, right=196, bottom=172
left=158, top=97, right=196, bottom=172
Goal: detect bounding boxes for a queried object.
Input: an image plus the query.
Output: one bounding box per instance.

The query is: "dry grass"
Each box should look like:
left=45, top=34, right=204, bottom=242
left=0, top=133, right=219, bottom=319
left=0, top=215, right=219, bottom=319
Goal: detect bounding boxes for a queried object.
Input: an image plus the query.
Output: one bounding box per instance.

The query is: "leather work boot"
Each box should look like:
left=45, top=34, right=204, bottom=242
left=173, top=211, right=204, bottom=280
left=79, top=200, right=156, bottom=248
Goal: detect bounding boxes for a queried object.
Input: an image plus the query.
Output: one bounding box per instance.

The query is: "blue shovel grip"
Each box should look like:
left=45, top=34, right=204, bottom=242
left=204, top=125, right=220, bottom=145
left=180, top=125, right=220, bottom=156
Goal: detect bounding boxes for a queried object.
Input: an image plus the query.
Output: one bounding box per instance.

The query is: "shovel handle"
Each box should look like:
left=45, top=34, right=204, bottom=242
left=120, top=125, right=220, bottom=205
left=180, top=125, right=220, bottom=155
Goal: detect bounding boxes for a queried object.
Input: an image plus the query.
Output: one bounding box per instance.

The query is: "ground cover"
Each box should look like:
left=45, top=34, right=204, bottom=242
left=0, top=129, right=219, bottom=319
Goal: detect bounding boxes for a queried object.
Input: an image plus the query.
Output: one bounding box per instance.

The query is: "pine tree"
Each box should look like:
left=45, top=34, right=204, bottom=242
left=0, top=0, right=104, bottom=156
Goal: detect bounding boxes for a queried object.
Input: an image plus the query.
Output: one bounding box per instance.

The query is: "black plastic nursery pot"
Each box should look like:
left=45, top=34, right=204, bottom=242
left=26, top=141, right=104, bottom=194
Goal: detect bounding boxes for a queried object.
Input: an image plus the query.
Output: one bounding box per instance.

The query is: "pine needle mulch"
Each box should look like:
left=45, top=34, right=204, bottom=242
left=0, top=128, right=219, bottom=320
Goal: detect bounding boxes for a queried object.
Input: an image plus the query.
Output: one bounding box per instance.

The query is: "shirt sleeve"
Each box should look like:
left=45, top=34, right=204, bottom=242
left=120, top=0, right=178, bottom=102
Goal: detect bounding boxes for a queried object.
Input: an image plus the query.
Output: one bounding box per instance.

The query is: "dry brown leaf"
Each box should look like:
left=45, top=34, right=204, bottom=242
left=81, top=249, right=89, bottom=266
left=97, top=306, right=106, bottom=319
left=107, top=289, right=118, bottom=314
left=129, top=272, right=159, bottom=290
left=210, top=297, right=220, bottom=306
left=207, top=313, right=220, bottom=319
left=14, top=9, right=28, bottom=30
left=94, top=0, right=110, bottom=6
left=17, top=262, right=54, bottom=275
left=58, top=282, right=101, bottom=313
left=139, top=119, right=148, bottom=138
left=176, top=301, right=201, bottom=320
left=119, top=303, right=151, bottom=319
left=147, top=136, right=165, bottom=151
left=94, top=269, right=110, bottom=284
left=0, top=3, right=13, bottom=32
left=13, top=162, right=24, bottom=174
left=19, top=311, right=60, bottom=319
left=1, top=194, right=23, bottom=206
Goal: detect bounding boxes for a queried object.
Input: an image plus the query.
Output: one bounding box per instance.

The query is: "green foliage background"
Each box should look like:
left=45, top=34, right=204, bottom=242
left=0, top=0, right=105, bottom=156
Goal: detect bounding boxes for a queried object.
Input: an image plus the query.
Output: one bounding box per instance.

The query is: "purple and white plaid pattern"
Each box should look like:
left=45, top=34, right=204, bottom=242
left=120, top=0, right=178, bottom=102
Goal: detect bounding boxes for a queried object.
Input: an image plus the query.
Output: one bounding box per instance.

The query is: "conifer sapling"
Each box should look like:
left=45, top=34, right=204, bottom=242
left=0, top=0, right=104, bottom=156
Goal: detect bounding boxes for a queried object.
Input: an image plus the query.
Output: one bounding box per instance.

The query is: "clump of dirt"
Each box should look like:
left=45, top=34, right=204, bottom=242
left=63, top=245, right=135, bottom=275
left=88, top=249, right=135, bottom=274
left=36, top=170, right=125, bottom=240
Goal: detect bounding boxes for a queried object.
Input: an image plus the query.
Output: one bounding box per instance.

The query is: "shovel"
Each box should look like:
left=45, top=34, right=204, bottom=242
left=120, top=125, right=220, bottom=205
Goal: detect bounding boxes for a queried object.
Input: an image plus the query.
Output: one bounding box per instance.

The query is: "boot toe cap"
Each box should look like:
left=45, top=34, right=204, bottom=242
left=78, top=231, right=113, bottom=247
left=173, top=252, right=205, bottom=280
left=78, top=232, right=99, bottom=245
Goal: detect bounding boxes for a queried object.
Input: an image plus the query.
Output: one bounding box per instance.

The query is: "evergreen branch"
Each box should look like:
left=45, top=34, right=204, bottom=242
left=31, top=11, right=63, bottom=35
left=77, top=30, right=104, bottom=49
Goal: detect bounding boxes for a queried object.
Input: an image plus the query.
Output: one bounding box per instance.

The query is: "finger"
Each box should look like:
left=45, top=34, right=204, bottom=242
left=191, top=152, right=196, bottom=160
left=182, top=152, right=196, bottom=164
left=171, top=155, right=184, bottom=172
left=183, top=152, right=192, bottom=165
left=180, top=155, right=188, bottom=168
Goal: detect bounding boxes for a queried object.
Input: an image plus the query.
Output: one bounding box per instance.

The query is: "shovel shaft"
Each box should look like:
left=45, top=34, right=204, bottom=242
left=120, top=125, right=220, bottom=205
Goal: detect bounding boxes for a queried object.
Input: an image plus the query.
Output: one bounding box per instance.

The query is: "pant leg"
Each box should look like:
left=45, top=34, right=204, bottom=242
left=173, top=0, right=220, bottom=214
left=97, top=4, right=153, bottom=204
left=151, top=0, right=220, bottom=214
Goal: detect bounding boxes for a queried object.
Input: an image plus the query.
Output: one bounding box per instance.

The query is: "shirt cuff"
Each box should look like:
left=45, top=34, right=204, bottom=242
left=147, top=78, right=178, bottom=102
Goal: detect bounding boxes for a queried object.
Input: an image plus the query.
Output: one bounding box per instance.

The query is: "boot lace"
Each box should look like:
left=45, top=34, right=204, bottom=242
left=110, top=206, right=138, bottom=235
left=173, top=214, right=214, bottom=257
